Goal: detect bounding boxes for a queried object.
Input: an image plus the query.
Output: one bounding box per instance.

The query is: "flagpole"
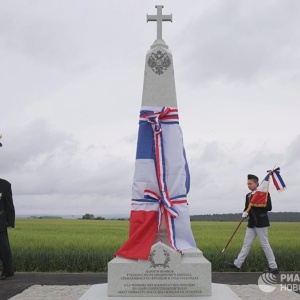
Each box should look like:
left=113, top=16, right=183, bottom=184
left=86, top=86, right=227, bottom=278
left=221, top=215, right=247, bottom=253
left=221, top=218, right=244, bottom=253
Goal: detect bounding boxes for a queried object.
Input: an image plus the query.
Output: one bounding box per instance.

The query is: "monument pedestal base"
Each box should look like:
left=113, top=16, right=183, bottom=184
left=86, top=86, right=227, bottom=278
left=107, top=242, right=212, bottom=297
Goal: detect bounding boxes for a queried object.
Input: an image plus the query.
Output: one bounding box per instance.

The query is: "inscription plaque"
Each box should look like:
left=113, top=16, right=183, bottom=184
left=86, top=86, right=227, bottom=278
left=108, top=242, right=212, bottom=297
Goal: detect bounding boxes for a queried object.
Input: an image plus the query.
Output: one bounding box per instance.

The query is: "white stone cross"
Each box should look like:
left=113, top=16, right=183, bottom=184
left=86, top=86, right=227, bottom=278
left=147, top=5, right=172, bottom=41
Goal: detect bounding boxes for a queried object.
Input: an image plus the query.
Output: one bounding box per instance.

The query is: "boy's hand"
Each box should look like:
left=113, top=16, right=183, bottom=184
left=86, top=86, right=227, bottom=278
left=242, top=212, right=248, bottom=218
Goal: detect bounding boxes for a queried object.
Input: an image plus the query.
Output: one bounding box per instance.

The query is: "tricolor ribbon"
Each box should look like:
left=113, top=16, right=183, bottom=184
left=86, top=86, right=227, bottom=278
left=143, top=189, right=187, bottom=228
left=140, top=107, right=179, bottom=213
left=270, top=167, right=286, bottom=191
left=139, top=107, right=179, bottom=124
left=132, top=190, right=187, bottom=251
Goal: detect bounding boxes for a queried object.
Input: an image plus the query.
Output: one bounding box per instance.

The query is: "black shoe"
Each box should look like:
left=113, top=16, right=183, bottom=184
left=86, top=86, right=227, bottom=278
left=268, top=268, right=279, bottom=274
left=225, top=261, right=240, bottom=271
left=0, top=272, right=14, bottom=280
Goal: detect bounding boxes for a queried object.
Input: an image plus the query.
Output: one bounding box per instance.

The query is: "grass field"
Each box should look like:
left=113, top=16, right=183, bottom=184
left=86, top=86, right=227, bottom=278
left=8, top=219, right=300, bottom=272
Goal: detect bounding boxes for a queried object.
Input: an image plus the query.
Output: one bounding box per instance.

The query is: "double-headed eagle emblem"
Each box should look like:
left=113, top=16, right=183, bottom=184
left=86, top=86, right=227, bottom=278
left=148, top=50, right=171, bottom=75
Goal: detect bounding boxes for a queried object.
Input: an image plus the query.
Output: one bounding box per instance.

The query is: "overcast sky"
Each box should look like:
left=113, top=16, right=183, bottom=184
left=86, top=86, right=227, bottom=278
left=1, top=0, right=299, bottom=217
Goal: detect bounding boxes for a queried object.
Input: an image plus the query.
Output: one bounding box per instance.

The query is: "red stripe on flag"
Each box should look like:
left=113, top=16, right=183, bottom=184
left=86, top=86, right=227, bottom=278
left=115, top=210, right=158, bottom=260
left=271, top=174, right=281, bottom=190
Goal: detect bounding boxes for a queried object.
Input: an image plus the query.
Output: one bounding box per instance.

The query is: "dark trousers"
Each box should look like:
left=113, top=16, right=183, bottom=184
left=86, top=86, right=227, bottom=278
left=0, top=230, right=14, bottom=275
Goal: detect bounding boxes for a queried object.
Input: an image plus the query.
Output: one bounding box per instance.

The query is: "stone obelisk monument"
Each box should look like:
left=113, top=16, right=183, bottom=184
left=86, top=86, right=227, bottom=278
left=108, top=5, right=212, bottom=297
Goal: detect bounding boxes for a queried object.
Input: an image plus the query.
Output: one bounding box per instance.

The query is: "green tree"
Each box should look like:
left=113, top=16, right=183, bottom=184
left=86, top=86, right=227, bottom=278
left=82, top=213, right=94, bottom=220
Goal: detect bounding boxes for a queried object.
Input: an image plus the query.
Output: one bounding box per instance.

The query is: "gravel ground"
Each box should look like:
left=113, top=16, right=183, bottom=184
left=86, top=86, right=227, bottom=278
left=8, top=284, right=300, bottom=300
left=229, top=284, right=300, bottom=300
left=9, top=285, right=91, bottom=300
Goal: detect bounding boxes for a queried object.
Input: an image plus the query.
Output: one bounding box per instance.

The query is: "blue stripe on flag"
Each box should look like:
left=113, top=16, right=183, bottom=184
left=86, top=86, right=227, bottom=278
left=136, top=121, right=154, bottom=159
left=264, top=174, right=270, bottom=182
left=274, top=168, right=286, bottom=188
left=183, top=147, right=190, bottom=194
left=277, top=175, right=286, bottom=188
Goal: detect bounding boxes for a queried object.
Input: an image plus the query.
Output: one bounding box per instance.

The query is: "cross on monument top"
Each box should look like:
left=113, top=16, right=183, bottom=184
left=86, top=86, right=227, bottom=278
left=147, top=5, right=172, bottom=41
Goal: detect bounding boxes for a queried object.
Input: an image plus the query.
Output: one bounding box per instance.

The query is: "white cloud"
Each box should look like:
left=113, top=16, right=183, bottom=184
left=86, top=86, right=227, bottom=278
left=177, top=0, right=300, bottom=84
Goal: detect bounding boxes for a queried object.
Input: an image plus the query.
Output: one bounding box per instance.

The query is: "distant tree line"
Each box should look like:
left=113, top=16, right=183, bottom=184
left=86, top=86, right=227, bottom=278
left=190, top=212, right=300, bottom=222
left=82, top=212, right=300, bottom=221
left=28, top=216, right=63, bottom=219
left=82, top=213, right=105, bottom=220
left=26, top=212, right=300, bottom=222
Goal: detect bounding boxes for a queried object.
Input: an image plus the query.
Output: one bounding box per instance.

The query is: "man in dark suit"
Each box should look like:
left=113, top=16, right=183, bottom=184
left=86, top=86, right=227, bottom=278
left=0, top=178, right=15, bottom=280
left=225, top=174, right=278, bottom=274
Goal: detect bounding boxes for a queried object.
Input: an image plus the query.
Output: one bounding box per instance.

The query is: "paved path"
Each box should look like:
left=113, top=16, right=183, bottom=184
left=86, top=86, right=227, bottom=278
left=0, top=273, right=106, bottom=299
left=1, top=272, right=299, bottom=300
left=9, top=285, right=91, bottom=300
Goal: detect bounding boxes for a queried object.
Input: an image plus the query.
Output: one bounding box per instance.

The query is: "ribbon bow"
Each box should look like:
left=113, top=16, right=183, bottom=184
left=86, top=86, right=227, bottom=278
left=268, top=167, right=286, bottom=191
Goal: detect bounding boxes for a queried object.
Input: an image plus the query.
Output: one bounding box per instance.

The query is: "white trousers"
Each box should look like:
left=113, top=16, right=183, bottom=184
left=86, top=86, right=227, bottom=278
left=234, top=227, right=277, bottom=269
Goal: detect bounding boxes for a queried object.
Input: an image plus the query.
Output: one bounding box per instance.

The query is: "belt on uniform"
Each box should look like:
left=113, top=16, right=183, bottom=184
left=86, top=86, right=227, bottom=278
left=259, top=213, right=267, bottom=217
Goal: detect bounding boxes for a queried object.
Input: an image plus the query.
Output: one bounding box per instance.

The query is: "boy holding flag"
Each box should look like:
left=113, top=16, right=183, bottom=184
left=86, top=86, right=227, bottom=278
left=225, top=173, right=279, bottom=274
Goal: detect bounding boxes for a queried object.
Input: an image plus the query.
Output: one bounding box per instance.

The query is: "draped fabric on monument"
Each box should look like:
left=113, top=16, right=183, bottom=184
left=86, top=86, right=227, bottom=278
left=115, top=107, right=196, bottom=260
